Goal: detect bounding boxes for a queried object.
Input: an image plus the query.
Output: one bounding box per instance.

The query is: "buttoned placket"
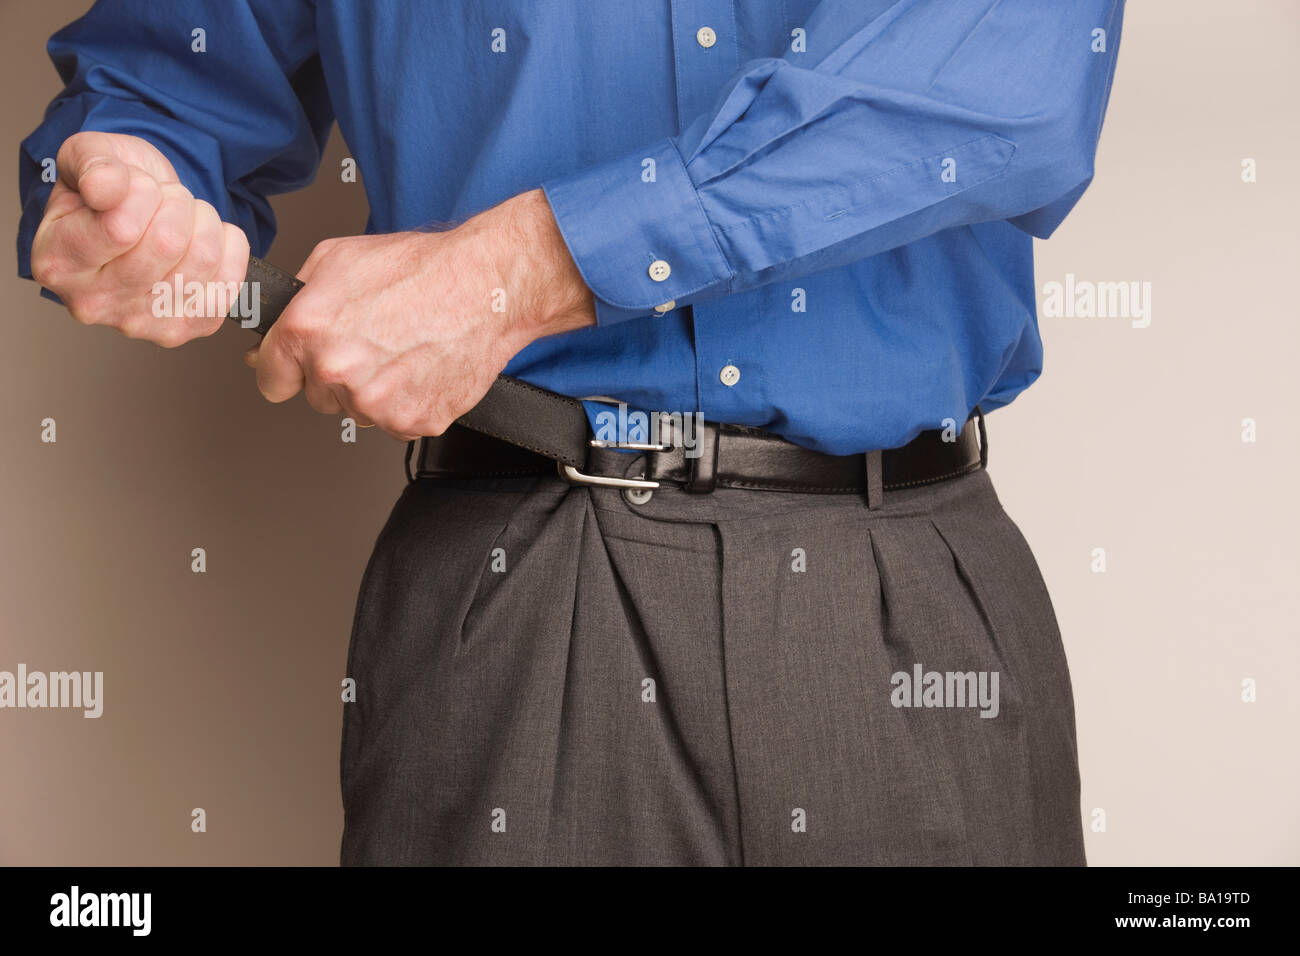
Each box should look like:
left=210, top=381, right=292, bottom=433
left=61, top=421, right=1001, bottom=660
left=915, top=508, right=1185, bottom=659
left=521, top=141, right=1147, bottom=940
left=667, top=0, right=746, bottom=423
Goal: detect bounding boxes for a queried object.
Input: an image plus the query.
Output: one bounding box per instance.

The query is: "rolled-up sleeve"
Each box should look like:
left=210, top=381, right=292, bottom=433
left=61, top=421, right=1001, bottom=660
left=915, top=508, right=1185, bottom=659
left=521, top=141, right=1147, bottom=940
left=17, top=0, right=331, bottom=281
left=543, top=0, right=1124, bottom=325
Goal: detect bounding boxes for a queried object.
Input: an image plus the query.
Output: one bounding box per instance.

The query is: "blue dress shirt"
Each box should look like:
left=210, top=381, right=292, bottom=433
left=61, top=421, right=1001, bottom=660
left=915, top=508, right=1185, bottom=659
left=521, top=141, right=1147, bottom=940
left=18, top=0, right=1124, bottom=455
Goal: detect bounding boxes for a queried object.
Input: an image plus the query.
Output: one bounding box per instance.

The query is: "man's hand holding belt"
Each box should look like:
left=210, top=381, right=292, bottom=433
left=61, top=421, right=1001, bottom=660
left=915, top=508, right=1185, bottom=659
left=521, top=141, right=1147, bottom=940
left=245, top=188, right=595, bottom=441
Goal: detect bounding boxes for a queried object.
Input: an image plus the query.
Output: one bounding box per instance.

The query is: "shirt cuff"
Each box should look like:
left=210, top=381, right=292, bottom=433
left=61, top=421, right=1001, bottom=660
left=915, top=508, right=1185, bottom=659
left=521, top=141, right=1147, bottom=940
left=542, top=138, right=734, bottom=326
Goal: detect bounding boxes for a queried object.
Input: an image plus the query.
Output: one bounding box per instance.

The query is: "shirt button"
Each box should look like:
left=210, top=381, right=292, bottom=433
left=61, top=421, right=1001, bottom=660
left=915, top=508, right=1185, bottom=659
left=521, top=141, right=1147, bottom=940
left=653, top=300, right=676, bottom=314
left=696, top=27, right=717, bottom=49
left=719, top=364, right=740, bottom=387
left=648, top=259, right=671, bottom=282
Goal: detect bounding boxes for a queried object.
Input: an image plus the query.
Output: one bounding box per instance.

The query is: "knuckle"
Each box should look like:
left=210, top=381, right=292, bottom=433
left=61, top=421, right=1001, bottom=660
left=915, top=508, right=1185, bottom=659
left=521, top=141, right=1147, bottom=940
left=66, top=304, right=96, bottom=327
left=389, top=414, right=419, bottom=436
left=160, top=182, right=194, bottom=202
left=30, top=251, right=59, bottom=288
left=392, top=404, right=432, bottom=437
left=311, top=393, right=341, bottom=415
left=272, top=316, right=312, bottom=353
left=422, top=407, right=453, bottom=436
left=149, top=224, right=191, bottom=263
left=186, top=235, right=222, bottom=277
left=311, top=355, right=352, bottom=387
left=224, top=223, right=250, bottom=260
left=188, top=313, right=225, bottom=338
left=154, top=327, right=189, bottom=349
left=67, top=291, right=107, bottom=325
left=102, top=209, right=147, bottom=249
left=263, top=329, right=301, bottom=365
left=305, top=237, right=344, bottom=270
left=352, top=379, right=390, bottom=413
left=116, top=316, right=147, bottom=340
left=133, top=172, right=164, bottom=205
left=276, top=297, right=313, bottom=330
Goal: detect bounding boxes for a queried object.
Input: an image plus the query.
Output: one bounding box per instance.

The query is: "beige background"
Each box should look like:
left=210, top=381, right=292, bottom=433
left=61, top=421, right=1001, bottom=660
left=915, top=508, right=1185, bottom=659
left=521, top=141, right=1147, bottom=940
left=1, top=2, right=1296, bottom=865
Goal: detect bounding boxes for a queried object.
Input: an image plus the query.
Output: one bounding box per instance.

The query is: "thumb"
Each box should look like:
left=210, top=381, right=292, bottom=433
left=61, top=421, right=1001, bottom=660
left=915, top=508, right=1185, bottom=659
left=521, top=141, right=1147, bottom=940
left=57, top=133, right=132, bottom=212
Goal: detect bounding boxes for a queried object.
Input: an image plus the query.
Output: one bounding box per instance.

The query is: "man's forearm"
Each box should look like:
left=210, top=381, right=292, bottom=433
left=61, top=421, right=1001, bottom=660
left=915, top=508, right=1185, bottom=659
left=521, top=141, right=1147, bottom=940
left=477, top=188, right=597, bottom=352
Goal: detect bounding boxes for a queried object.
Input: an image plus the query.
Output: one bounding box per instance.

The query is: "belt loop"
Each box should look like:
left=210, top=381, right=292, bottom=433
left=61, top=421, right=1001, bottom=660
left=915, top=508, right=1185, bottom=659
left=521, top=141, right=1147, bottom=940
left=974, top=405, right=988, bottom=469
left=864, top=448, right=883, bottom=510
left=405, top=438, right=418, bottom=483
left=684, top=421, right=720, bottom=493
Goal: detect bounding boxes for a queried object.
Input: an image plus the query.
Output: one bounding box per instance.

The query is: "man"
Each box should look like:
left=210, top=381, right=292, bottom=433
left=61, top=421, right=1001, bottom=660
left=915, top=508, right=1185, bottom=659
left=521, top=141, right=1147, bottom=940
left=20, top=1, right=1124, bottom=865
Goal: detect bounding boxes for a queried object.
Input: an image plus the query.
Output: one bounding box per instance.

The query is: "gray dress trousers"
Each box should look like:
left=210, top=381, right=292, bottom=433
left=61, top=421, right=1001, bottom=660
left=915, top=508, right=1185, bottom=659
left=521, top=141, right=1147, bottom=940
left=339, top=446, right=1085, bottom=866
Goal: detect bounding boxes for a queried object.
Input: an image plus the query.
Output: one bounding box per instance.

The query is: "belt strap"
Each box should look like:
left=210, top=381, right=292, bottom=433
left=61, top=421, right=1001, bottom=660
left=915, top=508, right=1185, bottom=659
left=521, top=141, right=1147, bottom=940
left=415, top=415, right=985, bottom=500
left=455, top=375, right=589, bottom=467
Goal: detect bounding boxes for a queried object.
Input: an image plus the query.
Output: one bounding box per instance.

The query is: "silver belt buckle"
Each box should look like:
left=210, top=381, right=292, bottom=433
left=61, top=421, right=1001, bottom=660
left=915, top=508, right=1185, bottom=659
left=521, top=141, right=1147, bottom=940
left=557, top=432, right=671, bottom=489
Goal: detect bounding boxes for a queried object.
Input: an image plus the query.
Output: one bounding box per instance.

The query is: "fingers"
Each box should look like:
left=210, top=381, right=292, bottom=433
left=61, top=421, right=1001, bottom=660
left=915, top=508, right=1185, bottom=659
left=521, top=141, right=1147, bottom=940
left=40, top=180, right=91, bottom=227
left=245, top=330, right=421, bottom=438
left=255, top=319, right=306, bottom=403
left=329, top=386, right=377, bottom=429
left=41, top=167, right=164, bottom=276
left=165, top=201, right=243, bottom=339
left=168, top=199, right=225, bottom=316
left=291, top=332, right=353, bottom=419
left=343, top=378, right=438, bottom=442
left=40, top=131, right=184, bottom=274
left=217, top=221, right=251, bottom=291
left=102, top=182, right=196, bottom=294
left=304, top=382, right=344, bottom=416
left=244, top=344, right=385, bottom=431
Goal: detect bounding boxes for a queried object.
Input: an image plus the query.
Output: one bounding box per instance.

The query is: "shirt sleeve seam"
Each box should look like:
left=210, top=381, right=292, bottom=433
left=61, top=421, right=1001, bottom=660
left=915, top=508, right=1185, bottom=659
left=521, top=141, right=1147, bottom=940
left=668, top=136, right=737, bottom=297
left=711, top=133, right=1017, bottom=236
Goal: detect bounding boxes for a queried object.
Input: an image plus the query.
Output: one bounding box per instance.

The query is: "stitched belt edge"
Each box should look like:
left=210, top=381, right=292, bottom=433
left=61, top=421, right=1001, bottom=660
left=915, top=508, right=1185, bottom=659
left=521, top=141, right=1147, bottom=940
left=412, top=413, right=985, bottom=495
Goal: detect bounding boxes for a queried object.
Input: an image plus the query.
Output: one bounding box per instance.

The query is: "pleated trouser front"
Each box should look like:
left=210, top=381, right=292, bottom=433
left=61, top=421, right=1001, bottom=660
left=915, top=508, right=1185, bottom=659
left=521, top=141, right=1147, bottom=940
left=339, top=450, right=1085, bottom=866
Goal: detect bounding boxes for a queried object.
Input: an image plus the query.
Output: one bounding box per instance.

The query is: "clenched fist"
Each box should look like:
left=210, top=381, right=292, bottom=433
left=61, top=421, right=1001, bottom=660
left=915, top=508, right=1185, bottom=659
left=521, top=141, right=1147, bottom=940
left=29, top=131, right=249, bottom=348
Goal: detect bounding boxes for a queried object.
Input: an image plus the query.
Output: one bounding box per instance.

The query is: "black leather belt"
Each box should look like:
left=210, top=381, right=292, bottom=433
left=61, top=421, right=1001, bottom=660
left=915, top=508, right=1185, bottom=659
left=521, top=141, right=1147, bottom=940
left=232, top=256, right=987, bottom=505
left=416, top=413, right=985, bottom=500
